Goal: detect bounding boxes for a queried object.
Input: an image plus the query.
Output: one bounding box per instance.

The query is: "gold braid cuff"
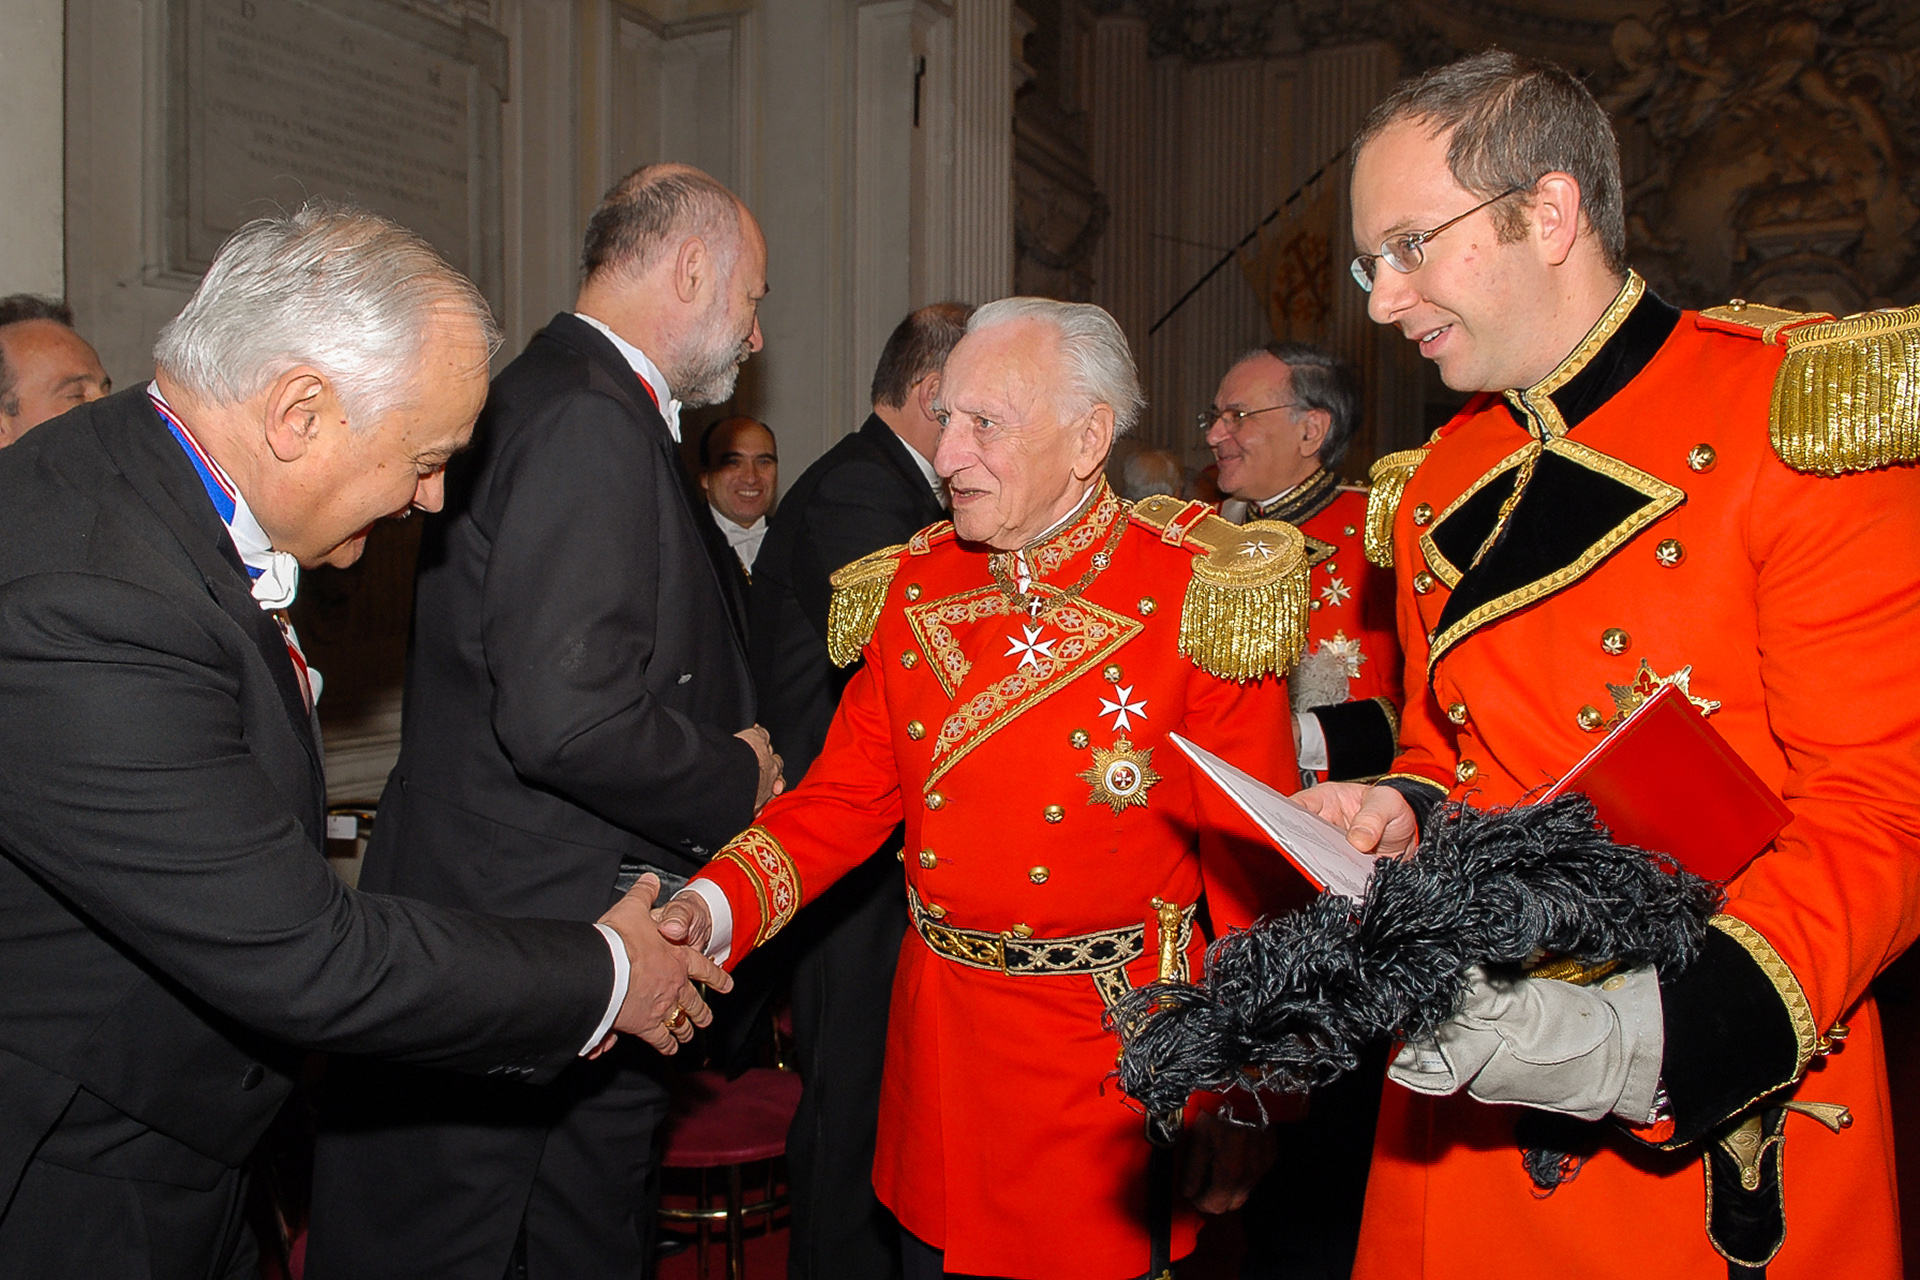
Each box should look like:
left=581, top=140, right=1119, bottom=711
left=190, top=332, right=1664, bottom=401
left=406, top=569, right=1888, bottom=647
left=1364, top=449, right=1428, bottom=568
left=713, top=826, right=802, bottom=950
left=825, top=543, right=906, bottom=667
left=1770, top=304, right=1920, bottom=475
left=1711, top=914, right=1820, bottom=1081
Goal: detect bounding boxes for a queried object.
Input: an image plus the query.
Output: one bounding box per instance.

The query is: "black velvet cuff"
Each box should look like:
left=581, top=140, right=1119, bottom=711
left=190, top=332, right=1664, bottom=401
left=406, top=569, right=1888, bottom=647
left=1377, top=774, right=1447, bottom=834
left=1309, top=699, right=1399, bottom=781
left=1650, top=925, right=1804, bottom=1147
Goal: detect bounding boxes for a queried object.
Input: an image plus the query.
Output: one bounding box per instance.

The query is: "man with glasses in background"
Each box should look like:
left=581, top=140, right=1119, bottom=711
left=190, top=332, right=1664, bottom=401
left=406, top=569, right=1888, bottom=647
left=1299, top=49, right=1920, bottom=1279
left=1202, top=343, right=1402, bottom=1280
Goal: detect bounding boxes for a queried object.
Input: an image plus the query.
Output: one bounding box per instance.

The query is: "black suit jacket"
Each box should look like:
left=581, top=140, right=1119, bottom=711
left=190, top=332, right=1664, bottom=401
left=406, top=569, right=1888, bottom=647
left=361, top=313, right=759, bottom=920
left=749, top=413, right=945, bottom=777
left=0, top=389, right=611, bottom=1205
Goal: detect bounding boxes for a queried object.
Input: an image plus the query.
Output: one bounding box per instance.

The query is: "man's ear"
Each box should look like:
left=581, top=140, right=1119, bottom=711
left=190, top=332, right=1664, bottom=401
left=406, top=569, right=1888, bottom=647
left=914, top=372, right=942, bottom=421
left=262, top=368, right=332, bottom=463
left=672, top=236, right=712, bottom=306
left=1072, top=403, right=1117, bottom=482
left=1298, top=408, right=1331, bottom=458
left=1530, top=172, right=1583, bottom=267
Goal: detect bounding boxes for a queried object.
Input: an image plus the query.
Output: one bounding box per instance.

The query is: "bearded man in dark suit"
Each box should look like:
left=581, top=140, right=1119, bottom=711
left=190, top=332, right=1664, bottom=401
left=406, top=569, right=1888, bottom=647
left=745, top=303, right=967, bottom=1280
left=307, top=163, right=782, bottom=1280
left=0, top=203, right=727, bottom=1280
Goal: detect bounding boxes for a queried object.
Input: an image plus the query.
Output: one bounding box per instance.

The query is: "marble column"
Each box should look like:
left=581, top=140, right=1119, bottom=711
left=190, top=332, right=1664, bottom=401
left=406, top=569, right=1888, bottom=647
left=1089, top=13, right=1152, bottom=371
left=950, top=0, right=1013, bottom=304
left=0, top=0, right=64, bottom=296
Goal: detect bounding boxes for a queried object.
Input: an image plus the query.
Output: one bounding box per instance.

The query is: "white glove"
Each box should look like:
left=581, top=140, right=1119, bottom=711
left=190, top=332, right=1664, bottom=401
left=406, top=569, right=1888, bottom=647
left=1389, top=964, right=1665, bottom=1123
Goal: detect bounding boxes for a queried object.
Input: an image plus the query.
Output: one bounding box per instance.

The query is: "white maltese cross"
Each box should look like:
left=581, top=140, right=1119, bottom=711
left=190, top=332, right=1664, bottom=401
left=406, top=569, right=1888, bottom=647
left=1004, top=624, right=1057, bottom=669
left=1099, top=683, right=1147, bottom=731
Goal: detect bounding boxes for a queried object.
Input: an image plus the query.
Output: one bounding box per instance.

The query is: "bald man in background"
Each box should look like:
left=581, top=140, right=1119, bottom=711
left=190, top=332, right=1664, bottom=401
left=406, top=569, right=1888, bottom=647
left=0, top=297, right=111, bottom=447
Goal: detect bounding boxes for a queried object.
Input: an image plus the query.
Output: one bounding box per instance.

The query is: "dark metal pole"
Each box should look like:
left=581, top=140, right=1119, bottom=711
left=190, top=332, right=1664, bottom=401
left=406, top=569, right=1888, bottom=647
left=1146, top=146, right=1349, bottom=337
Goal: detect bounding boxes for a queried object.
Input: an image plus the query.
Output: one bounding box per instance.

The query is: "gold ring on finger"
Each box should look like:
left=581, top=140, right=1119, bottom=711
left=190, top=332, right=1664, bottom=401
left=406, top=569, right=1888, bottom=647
left=663, top=1006, right=689, bottom=1032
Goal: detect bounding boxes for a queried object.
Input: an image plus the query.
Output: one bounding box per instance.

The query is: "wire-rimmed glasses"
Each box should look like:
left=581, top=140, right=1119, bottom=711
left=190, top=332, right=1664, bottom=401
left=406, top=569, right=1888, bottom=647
left=1349, top=184, right=1530, bottom=293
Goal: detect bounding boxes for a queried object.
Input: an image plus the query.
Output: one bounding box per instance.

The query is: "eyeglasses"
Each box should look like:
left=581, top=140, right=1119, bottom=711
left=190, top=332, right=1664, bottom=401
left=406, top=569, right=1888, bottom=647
left=1348, top=184, right=1530, bottom=292
left=1196, top=402, right=1301, bottom=433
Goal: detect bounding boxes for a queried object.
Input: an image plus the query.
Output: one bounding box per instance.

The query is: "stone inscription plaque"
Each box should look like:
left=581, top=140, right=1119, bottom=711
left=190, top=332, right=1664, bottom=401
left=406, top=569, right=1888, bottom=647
left=170, top=0, right=506, bottom=297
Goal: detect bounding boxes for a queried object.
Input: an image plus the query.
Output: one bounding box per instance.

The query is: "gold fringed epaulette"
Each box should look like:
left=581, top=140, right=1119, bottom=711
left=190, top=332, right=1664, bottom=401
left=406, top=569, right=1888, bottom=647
left=1363, top=449, right=1428, bottom=568
left=1770, top=304, right=1920, bottom=475
left=825, top=543, right=906, bottom=667
left=1128, top=495, right=1309, bottom=680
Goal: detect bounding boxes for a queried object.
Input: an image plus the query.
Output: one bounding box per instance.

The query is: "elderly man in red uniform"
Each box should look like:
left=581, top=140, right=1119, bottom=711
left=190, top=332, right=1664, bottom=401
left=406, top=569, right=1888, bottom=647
left=1301, top=50, right=1920, bottom=1279
left=1204, top=341, right=1401, bottom=786
left=661, top=297, right=1310, bottom=1279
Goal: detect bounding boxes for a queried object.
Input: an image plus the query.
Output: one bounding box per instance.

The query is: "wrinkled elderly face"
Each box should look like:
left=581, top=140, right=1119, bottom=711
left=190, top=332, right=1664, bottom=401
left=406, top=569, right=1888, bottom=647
left=702, top=417, right=777, bottom=526
left=933, top=318, right=1104, bottom=550
left=0, top=320, right=112, bottom=446
left=1350, top=119, right=1544, bottom=393
left=265, top=311, right=491, bottom=568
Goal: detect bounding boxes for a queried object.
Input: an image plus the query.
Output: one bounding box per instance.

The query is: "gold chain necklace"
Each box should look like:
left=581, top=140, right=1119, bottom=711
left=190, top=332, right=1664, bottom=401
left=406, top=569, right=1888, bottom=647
left=988, top=510, right=1130, bottom=619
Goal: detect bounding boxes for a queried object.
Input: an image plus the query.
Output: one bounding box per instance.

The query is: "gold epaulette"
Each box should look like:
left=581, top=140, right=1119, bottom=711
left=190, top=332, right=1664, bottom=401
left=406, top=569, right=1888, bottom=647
left=826, top=543, right=907, bottom=667
left=1363, top=449, right=1428, bottom=568
left=1701, top=298, right=1920, bottom=475
left=1128, top=495, right=1308, bottom=681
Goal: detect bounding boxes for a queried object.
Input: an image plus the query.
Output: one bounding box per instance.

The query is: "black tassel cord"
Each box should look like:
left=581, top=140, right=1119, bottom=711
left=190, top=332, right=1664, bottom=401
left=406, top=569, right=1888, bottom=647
left=1109, top=793, right=1724, bottom=1119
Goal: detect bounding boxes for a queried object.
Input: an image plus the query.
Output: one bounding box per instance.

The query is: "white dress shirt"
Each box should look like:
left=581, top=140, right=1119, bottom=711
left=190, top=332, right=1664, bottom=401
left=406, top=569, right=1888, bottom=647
left=574, top=313, right=682, bottom=442
left=712, top=507, right=769, bottom=571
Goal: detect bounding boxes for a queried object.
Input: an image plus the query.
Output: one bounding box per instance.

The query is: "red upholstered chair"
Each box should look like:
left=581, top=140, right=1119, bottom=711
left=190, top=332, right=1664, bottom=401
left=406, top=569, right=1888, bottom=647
left=658, top=1067, right=804, bottom=1280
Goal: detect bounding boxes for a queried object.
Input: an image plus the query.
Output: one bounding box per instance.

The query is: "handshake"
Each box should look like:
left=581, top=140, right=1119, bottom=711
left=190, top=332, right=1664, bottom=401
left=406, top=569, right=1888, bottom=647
left=590, top=723, right=778, bottom=1056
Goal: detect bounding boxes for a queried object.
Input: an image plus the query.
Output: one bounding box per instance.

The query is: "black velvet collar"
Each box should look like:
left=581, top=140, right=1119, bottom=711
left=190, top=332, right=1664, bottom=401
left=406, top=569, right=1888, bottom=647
left=1249, top=468, right=1340, bottom=526
left=1500, top=274, right=1681, bottom=437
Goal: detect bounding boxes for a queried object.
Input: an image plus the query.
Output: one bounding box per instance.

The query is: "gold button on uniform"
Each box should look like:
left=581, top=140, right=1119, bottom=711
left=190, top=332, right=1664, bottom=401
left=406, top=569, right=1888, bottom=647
left=1456, top=759, right=1479, bottom=784
left=1601, top=628, right=1631, bottom=656
left=1688, top=444, right=1717, bottom=473
left=919, top=849, right=938, bottom=868
left=1011, top=923, right=1034, bottom=939
left=924, top=902, right=947, bottom=920
left=1578, top=704, right=1606, bottom=732
left=907, top=720, right=925, bottom=740
left=1344, top=524, right=1357, bottom=537
left=1655, top=539, right=1685, bottom=567
left=901, top=650, right=919, bottom=669
left=1044, top=804, right=1065, bottom=824
left=1138, top=597, right=1157, bottom=616
left=1102, top=664, right=1123, bottom=682
left=1310, top=600, right=1322, bottom=611
left=1412, top=503, right=1434, bottom=527
left=1070, top=729, right=1090, bottom=749
left=926, top=791, right=945, bottom=810
left=1029, top=866, right=1050, bottom=884
left=905, top=583, right=922, bottom=601
left=1446, top=702, right=1468, bottom=725
left=1413, top=571, right=1437, bottom=595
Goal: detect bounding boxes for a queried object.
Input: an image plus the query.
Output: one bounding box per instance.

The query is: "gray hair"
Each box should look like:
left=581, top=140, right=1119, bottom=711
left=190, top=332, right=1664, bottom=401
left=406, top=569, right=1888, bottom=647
left=1119, top=447, right=1184, bottom=502
left=581, top=163, right=744, bottom=283
left=154, top=202, right=499, bottom=427
left=967, top=297, right=1145, bottom=436
left=1233, top=341, right=1362, bottom=469
left=1354, top=49, right=1627, bottom=276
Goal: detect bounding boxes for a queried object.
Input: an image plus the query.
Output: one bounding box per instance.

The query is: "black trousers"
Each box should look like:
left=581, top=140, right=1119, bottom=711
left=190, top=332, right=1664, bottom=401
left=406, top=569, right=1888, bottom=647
left=786, top=849, right=908, bottom=1280
left=1236, top=1042, right=1388, bottom=1280
left=0, top=1152, right=256, bottom=1280
left=307, top=1040, right=671, bottom=1280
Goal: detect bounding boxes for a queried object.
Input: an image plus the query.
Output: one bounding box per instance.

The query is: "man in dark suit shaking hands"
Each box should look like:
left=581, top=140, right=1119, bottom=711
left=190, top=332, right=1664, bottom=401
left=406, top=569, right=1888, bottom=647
left=308, top=164, right=782, bottom=1280
left=0, top=203, right=729, bottom=1280
left=746, top=303, right=968, bottom=1280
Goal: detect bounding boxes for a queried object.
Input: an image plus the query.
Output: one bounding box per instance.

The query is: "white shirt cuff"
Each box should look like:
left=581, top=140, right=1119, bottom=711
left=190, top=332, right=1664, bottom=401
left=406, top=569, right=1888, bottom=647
left=580, top=922, right=630, bottom=1055
left=681, top=880, right=735, bottom=965
left=1295, top=710, right=1330, bottom=773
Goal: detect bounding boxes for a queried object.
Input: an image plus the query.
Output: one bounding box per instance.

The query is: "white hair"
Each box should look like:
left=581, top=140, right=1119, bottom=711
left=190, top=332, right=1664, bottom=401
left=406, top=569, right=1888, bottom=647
left=154, top=202, right=500, bottom=428
left=967, top=296, right=1146, bottom=436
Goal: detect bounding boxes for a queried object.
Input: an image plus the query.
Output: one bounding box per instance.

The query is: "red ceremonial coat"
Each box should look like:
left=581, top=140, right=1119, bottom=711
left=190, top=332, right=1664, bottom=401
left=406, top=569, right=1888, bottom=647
left=1295, top=484, right=1403, bottom=780
left=1357, top=276, right=1920, bottom=1279
left=693, top=482, right=1305, bottom=1280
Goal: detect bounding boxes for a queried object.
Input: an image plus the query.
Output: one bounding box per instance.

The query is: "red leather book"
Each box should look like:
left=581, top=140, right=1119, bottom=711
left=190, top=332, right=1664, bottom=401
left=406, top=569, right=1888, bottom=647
left=1540, top=682, right=1790, bottom=881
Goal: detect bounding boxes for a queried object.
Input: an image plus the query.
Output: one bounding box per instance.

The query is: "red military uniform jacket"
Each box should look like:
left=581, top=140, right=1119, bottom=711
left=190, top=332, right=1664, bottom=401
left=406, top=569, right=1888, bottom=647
left=1251, top=474, right=1403, bottom=780
left=1356, top=275, right=1920, bottom=1279
left=692, top=482, right=1309, bottom=1280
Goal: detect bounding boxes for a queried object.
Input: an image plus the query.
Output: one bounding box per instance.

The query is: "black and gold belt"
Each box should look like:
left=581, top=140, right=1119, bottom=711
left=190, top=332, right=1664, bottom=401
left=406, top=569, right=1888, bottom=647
left=907, top=886, right=1194, bottom=978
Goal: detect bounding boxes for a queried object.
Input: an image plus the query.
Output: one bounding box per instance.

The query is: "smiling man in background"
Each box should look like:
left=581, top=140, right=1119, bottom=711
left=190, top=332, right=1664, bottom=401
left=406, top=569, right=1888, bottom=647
left=701, top=413, right=779, bottom=576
